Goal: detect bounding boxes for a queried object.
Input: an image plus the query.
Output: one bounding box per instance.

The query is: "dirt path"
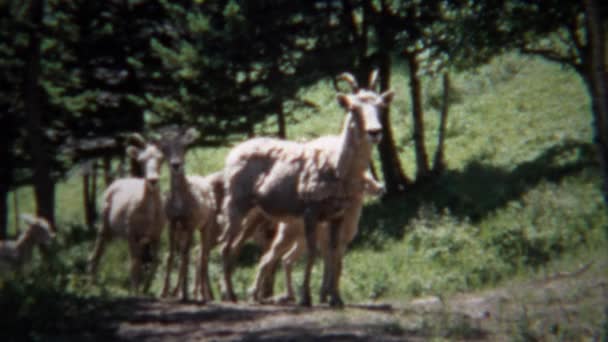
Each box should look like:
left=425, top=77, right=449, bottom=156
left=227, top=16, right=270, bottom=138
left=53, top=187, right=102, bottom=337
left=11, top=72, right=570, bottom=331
left=49, top=261, right=607, bottom=341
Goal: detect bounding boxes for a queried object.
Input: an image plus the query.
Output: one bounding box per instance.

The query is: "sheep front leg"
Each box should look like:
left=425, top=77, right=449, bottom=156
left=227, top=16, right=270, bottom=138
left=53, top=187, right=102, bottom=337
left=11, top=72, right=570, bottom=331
left=161, top=222, right=177, bottom=298
left=177, top=230, right=193, bottom=302
left=326, top=218, right=344, bottom=307
left=299, top=210, right=318, bottom=307
left=142, top=239, right=161, bottom=294
left=196, top=227, right=214, bottom=302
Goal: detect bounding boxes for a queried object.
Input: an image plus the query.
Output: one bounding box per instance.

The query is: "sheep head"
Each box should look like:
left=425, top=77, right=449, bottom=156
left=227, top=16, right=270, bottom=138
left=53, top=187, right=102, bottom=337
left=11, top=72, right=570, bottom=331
left=336, top=89, right=394, bottom=145
left=20, top=214, right=55, bottom=246
left=155, top=127, right=200, bottom=175
left=127, top=142, right=164, bottom=189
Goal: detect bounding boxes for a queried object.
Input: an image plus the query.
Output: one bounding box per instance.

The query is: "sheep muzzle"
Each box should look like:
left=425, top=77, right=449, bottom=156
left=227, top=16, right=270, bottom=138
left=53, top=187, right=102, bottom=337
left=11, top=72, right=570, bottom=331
left=367, top=129, right=383, bottom=143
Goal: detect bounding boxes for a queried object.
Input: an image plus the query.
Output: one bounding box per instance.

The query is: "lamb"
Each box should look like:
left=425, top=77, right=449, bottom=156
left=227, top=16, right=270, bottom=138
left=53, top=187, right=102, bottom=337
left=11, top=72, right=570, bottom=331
left=0, top=214, right=55, bottom=270
left=192, top=171, right=277, bottom=301
left=219, top=71, right=393, bottom=306
left=249, top=170, right=384, bottom=304
left=88, top=136, right=165, bottom=293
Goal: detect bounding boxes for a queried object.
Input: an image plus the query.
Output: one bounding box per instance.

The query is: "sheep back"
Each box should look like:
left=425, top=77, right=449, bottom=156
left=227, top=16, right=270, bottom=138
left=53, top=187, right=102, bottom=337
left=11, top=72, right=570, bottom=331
left=225, top=137, right=343, bottom=208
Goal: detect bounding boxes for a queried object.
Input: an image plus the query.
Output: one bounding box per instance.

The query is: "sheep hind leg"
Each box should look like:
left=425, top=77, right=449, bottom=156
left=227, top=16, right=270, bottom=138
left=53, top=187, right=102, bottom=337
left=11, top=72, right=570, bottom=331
left=329, top=245, right=346, bottom=307
left=248, top=224, right=293, bottom=303
left=299, top=212, right=318, bottom=307
left=128, top=240, right=144, bottom=295
left=275, top=242, right=303, bottom=304
left=88, top=207, right=111, bottom=283
left=88, top=232, right=109, bottom=283
left=219, top=200, right=249, bottom=302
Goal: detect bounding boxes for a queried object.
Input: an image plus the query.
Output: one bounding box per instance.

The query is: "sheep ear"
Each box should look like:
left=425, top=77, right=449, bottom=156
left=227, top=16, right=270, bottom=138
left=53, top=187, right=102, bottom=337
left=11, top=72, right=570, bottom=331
left=147, top=131, right=162, bottom=147
left=337, top=93, right=353, bottom=110
left=380, top=90, right=394, bottom=105
left=368, top=69, right=379, bottom=89
left=182, top=128, right=200, bottom=145
left=126, top=146, right=140, bottom=159
left=127, top=133, right=146, bottom=148
left=20, top=213, right=36, bottom=225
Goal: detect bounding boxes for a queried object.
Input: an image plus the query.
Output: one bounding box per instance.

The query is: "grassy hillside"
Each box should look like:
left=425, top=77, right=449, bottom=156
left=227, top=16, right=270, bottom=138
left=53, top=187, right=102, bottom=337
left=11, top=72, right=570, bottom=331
left=4, top=53, right=606, bottom=310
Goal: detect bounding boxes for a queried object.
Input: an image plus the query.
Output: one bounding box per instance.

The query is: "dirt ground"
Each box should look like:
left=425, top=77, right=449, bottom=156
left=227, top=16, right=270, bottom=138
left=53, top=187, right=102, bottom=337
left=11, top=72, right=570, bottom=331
left=47, top=261, right=607, bottom=341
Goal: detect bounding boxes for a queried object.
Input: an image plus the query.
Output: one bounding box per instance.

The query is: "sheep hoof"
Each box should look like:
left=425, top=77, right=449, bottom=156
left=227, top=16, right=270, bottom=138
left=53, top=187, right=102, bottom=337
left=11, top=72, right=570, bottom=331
left=319, top=291, right=328, bottom=304
left=329, top=296, right=344, bottom=308
left=221, top=291, right=237, bottom=302
left=298, top=293, right=312, bottom=307
left=273, top=294, right=295, bottom=305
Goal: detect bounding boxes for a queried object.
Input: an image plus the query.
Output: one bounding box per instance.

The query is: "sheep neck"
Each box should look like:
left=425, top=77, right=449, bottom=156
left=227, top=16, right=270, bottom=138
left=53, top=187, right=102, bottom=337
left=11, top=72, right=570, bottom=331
left=335, top=113, right=373, bottom=184
left=167, top=170, right=193, bottom=219
left=15, top=231, right=36, bottom=263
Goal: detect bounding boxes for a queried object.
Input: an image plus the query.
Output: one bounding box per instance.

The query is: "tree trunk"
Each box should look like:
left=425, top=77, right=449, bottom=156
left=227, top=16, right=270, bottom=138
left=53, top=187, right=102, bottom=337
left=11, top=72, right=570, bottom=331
left=584, top=0, right=608, bottom=205
left=407, top=52, right=430, bottom=181
left=376, top=53, right=410, bottom=195
left=0, top=185, right=7, bottom=240
left=83, top=160, right=98, bottom=231
left=276, top=101, right=286, bottom=139
left=103, top=155, right=112, bottom=186
left=25, top=0, right=55, bottom=226
left=433, top=73, right=450, bottom=174
left=13, top=190, right=20, bottom=235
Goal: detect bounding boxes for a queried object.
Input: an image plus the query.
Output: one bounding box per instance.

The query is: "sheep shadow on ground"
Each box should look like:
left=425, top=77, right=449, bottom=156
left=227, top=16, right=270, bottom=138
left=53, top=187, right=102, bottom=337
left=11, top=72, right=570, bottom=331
left=30, top=298, right=489, bottom=341
left=356, top=139, right=598, bottom=245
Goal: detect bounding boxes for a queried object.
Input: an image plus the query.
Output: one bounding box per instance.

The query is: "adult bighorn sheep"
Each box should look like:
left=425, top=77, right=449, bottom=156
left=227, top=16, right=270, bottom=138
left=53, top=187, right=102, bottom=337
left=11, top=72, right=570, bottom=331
left=219, top=71, right=393, bottom=306
left=158, top=127, right=217, bottom=302
left=0, top=214, right=55, bottom=271
left=88, top=135, right=165, bottom=293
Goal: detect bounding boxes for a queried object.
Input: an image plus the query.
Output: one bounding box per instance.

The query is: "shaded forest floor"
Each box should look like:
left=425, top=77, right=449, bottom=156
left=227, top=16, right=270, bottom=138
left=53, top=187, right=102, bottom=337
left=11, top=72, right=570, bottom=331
left=34, top=258, right=607, bottom=342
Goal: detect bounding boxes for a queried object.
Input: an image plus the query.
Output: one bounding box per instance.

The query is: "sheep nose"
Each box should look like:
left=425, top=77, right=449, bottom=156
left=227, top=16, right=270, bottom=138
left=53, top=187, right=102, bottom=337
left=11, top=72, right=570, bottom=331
left=367, top=129, right=382, bottom=142
left=148, top=178, right=159, bottom=187
left=171, top=162, right=181, bottom=171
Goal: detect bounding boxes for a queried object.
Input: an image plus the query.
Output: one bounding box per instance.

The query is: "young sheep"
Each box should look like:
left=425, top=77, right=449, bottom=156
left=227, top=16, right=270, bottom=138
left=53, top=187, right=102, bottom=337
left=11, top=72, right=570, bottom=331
left=0, top=214, right=55, bottom=270
left=158, top=128, right=216, bottom=302
left=249, top=169, right=384, bottom=304
left=192, top=170, right=278, bottom=301
left=88, top=138, right=165, bottom=293
left=220, top=72, right=393, bottom=306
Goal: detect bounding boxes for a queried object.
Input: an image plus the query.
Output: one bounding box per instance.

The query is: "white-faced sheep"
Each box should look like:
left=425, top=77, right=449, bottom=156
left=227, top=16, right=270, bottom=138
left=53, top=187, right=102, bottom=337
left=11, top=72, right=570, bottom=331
left=88, top=136, right=165, bottom=293
left=249, top=169, right=384, bottom=304
left=158, top=128, right=216, bottom=302
left=219, top=71, right=393, bottom=306
left=0, top=214, right=55, bottom=271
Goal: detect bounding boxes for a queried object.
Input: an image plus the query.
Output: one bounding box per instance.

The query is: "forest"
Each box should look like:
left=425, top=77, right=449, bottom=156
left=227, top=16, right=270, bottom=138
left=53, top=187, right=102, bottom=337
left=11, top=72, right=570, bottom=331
left=1, top=0, right=607, bottom=340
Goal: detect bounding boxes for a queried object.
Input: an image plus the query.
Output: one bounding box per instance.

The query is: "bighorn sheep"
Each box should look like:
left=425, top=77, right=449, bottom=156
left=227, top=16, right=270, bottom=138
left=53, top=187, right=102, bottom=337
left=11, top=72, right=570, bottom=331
left=88, top=136, right=165, bottom=293
left=192, top=170, right=277, bottom=301
left=249, top=170, right=384, bottom=304
left=0, top=214, right=55, bottom=270
left=158, top=128, right=216, bottom=302
left=219, top=71, right=393, bottom=306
